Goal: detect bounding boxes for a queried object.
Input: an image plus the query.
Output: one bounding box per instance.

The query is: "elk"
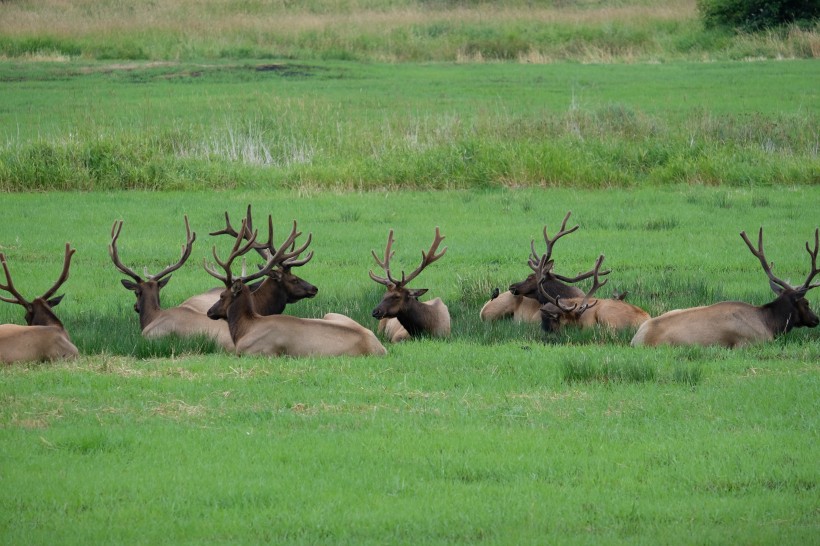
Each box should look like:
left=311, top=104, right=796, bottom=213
left=179, top=205, right=318, bottom=315
left=0, top=244, right=79, bottom=364
left=481, top=211, right=591, bottom=323
left=632, top=227, right=820, bottom=348
left=204, top=220, right=386, bottom=357
left=369, top=227, right=450, bottom=342
left=109, top=216, right=234, bottom=349
left=536, top=254, right=650, bottom=332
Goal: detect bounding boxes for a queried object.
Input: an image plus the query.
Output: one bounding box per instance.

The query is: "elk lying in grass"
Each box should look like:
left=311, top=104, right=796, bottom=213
left=480, top=211, right=589, bottom=323
left=537, top=254, right=650, bottom=333
left=0, top=244, right=79, bottom=364
left=180, top=205, right=318, bottom=315
left=370, top=227, right=450, bottom=342
left=110, top=216, right=234, bottom=349
left=632, top=227, right=820, bottom=348
left=205, top=220, right=386, bottom=357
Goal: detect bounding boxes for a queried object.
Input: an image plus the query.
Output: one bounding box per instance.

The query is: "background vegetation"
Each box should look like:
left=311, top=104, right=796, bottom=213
left=0, top=0, right=817, bottom=63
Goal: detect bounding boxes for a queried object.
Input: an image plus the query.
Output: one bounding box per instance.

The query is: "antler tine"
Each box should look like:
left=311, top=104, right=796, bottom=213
left=552, top=260, right=612, bottom=284
left=209, top=205, right=250, bottom=238
left=210, top=205, right=271, bottom=259
left=802, top=228, right=820, bottom=290
left=40, top=243, right=76, bottom=301
left=535, top=255, right=577, bottom=312
left=204, top=218, right=260, bottom=286
left=265, top=220, right=304, bottom=267
left=577, top=254, right=609, bottom=314
left=0, top=253, right=28, bottom=305
left=109, top=220, right=143, bottom=283
left=150, top=215, right=197, bottom=281
left=528, top=239, right=541, bottom=271
left=542, top=211, right=579, bottom=263
left=369, top=229, right=397, bottom=287
left=400, top=226, right=448, bottom=287
left=282, top=232, right=314, bottom=268
left=740, top=227, right=793, bottom=292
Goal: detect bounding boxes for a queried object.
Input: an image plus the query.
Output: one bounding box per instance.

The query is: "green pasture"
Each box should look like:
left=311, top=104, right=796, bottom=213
left=1, top=59, right=818, bottom=190
left=1, top=188, right=818, bottom=544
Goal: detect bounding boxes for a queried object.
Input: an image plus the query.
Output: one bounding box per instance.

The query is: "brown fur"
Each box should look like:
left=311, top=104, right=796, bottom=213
left=209, top=281, right=386, bottom=357
left=543, top=297, right=650, bottom=332
left=479, top=290, right=541, bottom=323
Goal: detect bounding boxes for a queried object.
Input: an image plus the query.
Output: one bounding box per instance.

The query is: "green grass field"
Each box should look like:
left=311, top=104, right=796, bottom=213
left=1, top=188, right=818, bottom=544
left=1, top=0, right=819, bottom=543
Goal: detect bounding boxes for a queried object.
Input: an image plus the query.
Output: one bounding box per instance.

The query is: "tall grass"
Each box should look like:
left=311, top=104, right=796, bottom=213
left=1, top=61, right=817, bottom=191
left=0, top=0, right=817, bottom=62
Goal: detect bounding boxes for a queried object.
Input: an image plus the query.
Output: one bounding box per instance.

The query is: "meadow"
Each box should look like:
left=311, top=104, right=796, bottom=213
left=1, top=0, right=819, bottom=543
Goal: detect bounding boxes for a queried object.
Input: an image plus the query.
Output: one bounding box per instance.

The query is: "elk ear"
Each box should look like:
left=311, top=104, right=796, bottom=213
left=769, top=279, right=788, bottom=295
left=408, top=288, right=428, bottom=298
left=157, top=276, right=171, bottom=289
left=46, top=294, right=65, bottom=308
left=231, top=281, right=244, bottom=297
left=121, top=279, right=139, bottom=291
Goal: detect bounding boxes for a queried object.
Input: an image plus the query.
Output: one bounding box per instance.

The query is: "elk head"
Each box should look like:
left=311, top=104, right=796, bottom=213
left=204, top=217, right=303, bottom=321
left=0, top=243, right=76, bottom=327
left=210, top=205, right=318, bottom=303
left=369, top=227, right=447, bottom=320
left=110, top=216, right=196, bottom=320
left=740, top=227, right=820, bottom=331
left=537, top=253, right=609, bottom=331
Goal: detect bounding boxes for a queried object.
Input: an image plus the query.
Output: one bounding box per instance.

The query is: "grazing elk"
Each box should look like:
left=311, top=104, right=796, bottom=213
left=0, top=244, right=79, bottom=364
left=205, top=220, right=386, bottom=357
left=369, top=227, right=450, bottom=342
left=180, top=205, right=318, bottom=315
left=109, top=216, right=234, bottom=349
left=536, top=255, right=650, bottom=332
left=480, top=212, right=591, bottom=323
left=632, top=227, right=820, bottom=348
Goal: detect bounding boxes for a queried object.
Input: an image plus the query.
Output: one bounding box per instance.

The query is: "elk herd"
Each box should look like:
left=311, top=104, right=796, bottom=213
left=1, top=207, right=818, bottom=364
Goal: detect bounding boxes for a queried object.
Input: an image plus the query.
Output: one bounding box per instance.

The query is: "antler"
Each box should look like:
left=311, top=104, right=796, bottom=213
left=528, top=211, right=580, bottom=270
left=575, top=255, right=609, bottom=314
left=0, top=243, right=76, bottom=306
left=110, top=216, right=196, bottom=283
left=536, top=254, right=609, bottom=315
left=210, top=204, right=271, bottom=259
left=370, top=227, right=448, bottom=288
left=261, top=217, right=314, bottom=269
left=109, top=220, right=143, bottom=283
left=204, top=217, right=305, bottom=288
left=740, top=227, right=794, bottom=293
left=151, top=216, right=197, bottom=281
left=369, top=229, right=398, bottom=287
left=802, top=228, right=820, bottom=290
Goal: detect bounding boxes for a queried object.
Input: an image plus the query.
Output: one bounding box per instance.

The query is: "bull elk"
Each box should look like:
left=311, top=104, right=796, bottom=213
left=180, top=205, right=318, bottom=315
left=536, top=254, right=650, bottom=332
left=205, top=220, right=386, bottom=357
left=109, top=216, right=234, bottom=349
left=0, top=244, right=79, bottom=364
left=481, top=211, right=591, bottom=323
left=632, top=227, right=820, bottom=348
left=369, top=227, right=450, bottom=342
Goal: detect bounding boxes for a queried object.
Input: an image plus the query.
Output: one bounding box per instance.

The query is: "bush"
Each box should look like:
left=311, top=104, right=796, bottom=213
left=698, top=0, right=820, bottom=31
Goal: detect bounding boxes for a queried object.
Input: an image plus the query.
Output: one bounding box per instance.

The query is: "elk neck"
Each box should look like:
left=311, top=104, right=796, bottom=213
left=226, top=283, right=258, bottom=343
left=28, top=299, right=66, bottom=330
left=249, top=277, right=288, bottom=315
left=395, top=298, right=438, bottom=337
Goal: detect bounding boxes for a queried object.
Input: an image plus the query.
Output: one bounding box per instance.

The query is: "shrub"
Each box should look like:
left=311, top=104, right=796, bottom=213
left=698, top=0, right=820, bottom=31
